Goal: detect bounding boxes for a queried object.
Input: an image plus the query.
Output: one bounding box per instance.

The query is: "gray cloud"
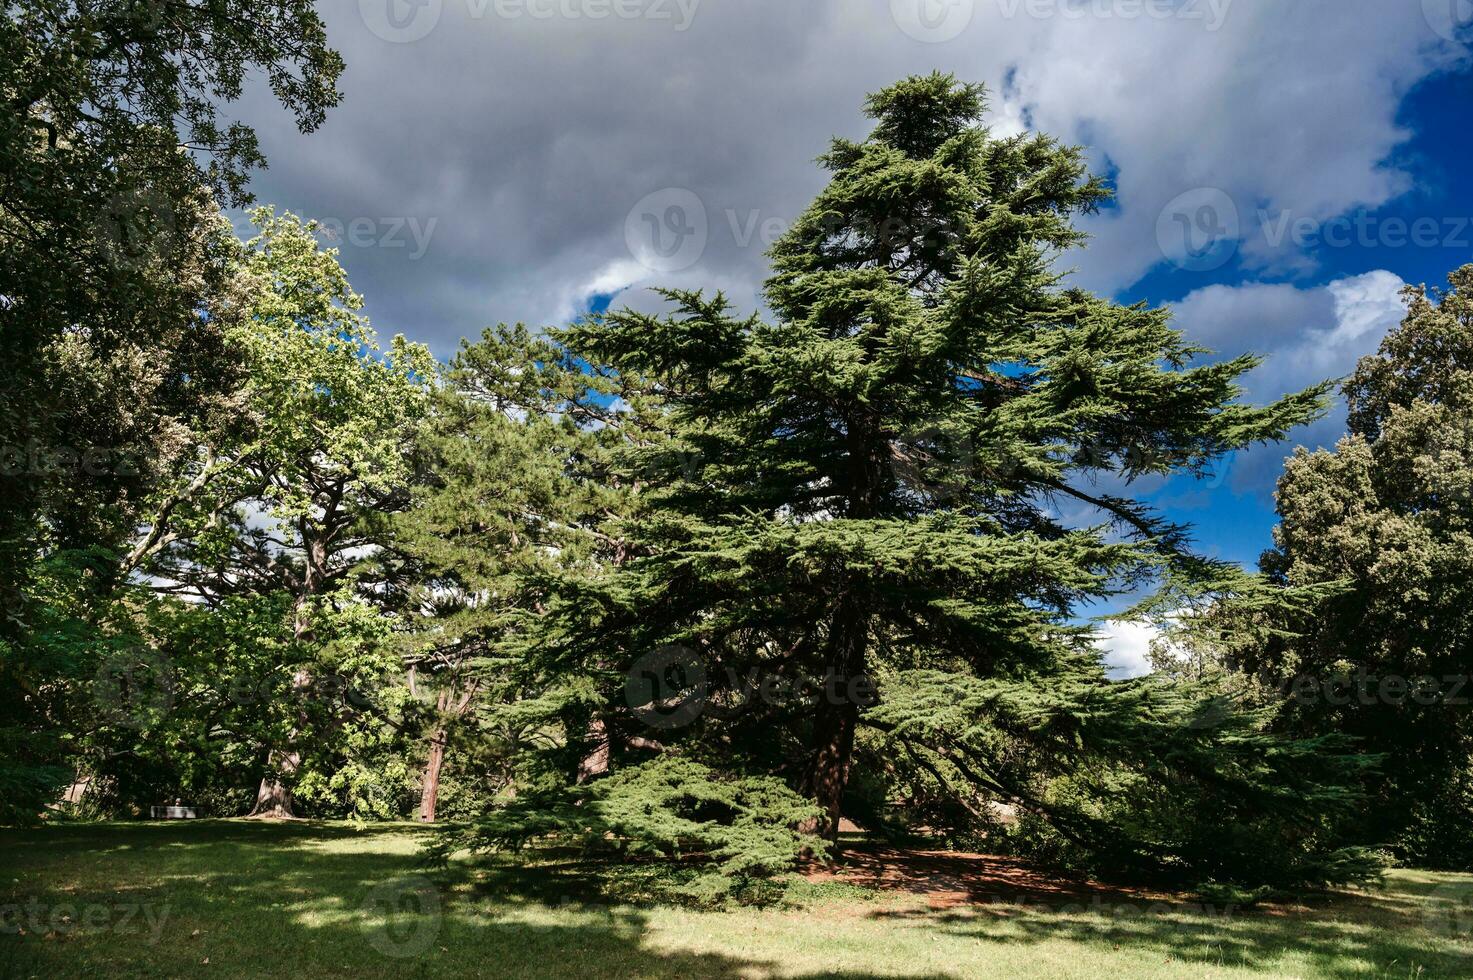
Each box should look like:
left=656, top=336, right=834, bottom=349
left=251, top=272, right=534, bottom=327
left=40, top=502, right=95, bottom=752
left=1169, top=269, right=1410, bottom=495
left=226, top=1, right=1461, bottom=362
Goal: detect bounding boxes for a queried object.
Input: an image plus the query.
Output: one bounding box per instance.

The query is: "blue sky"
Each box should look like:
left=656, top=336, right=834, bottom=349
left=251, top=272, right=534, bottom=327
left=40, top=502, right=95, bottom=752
left=1121, top=62, right=1473, bottom=573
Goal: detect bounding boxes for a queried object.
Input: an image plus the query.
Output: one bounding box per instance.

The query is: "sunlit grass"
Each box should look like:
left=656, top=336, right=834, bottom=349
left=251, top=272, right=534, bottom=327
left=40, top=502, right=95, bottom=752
left=2, top=821, right=1470, bottom=978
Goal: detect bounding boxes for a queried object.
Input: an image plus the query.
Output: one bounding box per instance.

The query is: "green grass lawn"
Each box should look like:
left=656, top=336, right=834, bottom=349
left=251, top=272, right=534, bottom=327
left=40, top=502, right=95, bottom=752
left=2, top=821, right=1471, bottom=979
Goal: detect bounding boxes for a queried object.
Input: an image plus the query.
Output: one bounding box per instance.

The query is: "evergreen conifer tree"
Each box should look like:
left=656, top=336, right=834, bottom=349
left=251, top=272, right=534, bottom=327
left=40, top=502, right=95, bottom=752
left=445, top=75, right=1382, bottom=892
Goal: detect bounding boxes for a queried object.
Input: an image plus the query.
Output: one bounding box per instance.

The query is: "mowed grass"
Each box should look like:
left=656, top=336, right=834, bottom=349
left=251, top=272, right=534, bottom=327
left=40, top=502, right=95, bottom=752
left=1, top=822, right=1471, bottom=979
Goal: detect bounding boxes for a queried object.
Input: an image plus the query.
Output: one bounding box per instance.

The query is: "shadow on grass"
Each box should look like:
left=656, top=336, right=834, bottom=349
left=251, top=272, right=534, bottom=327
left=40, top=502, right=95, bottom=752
left=0, top=821, right=949, bottom=979
left=5, top=822, right=1470, bottom=978
left=790, top=838, right=1470, bottom=978
left=864, top=882, right=1472, bottom=979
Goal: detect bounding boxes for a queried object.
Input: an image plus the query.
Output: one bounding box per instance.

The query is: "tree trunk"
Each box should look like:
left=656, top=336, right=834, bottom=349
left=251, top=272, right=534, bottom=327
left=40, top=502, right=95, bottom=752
left=416, top=684, right=478, bottom=822
left=251, top=748, right=301, bottom=818
left=577, top=716, right=611, bottom=783
left=805, top=590, right=870, bottom=847
left=250, top=665, right=313, bottom=818
left=801, top=418, right=882, bottom=849
left=809, top=684, right=859, bottom=845
left=418, top=730, right=447, bottom=822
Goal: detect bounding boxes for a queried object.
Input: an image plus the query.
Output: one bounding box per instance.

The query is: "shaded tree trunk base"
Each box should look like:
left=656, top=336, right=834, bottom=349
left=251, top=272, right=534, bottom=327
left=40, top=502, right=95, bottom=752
left=250, top=750, right=300, bottom=818
left=249, top=781, right=297, bottom=819
left=803, top=594, right=867, bottom=852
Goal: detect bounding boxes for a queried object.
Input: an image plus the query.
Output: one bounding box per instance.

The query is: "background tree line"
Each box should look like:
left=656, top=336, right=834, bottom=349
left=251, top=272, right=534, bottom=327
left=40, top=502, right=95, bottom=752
left=3, top=2, right=1469, bottom=903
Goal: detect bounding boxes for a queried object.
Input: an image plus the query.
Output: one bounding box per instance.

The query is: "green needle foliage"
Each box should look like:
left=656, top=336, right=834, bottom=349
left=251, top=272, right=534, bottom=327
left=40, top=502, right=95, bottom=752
left=441, top=74, right=1378, bottom=893
left=423, top=332, right=831, bottom=894
left=869, top=665, right=1380, bottom=890
left=429, top=755, right=824, bottom=905
left=1, top=36, right=1410, bottom=898
left=382, top=324, right=626, bottom=821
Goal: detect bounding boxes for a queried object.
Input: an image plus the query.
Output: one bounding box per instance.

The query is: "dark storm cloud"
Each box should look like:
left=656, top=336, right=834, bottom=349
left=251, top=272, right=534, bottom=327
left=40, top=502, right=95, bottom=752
left=235, top=1, right=869, bottom=352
